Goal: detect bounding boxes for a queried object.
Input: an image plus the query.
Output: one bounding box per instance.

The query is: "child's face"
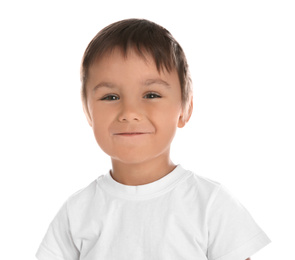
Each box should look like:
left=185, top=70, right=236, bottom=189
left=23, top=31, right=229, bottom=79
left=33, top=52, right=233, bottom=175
left=84, top=48, right=187, bottom=165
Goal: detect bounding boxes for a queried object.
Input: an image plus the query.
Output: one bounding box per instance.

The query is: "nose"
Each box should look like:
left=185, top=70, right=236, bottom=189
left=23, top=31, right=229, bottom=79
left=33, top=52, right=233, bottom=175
left=118, top=99, right=142, bottom=122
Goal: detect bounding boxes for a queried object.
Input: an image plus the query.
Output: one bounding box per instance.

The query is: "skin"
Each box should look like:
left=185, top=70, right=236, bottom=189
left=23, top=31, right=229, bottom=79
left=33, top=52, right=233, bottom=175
left=83, top=48, right=252, bottom=260
left=83, top=47, right=192, bottom=185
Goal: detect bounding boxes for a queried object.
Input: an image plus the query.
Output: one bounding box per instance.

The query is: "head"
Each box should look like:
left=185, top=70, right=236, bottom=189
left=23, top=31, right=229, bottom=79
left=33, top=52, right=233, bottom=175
left=81, top=18, right=193, bottom=121
left=80, top=19, right=193, bottom=165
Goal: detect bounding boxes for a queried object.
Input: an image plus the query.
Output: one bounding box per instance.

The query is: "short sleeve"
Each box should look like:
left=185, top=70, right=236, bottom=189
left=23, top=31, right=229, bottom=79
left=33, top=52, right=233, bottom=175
left=36, top=202, right=80, bottom=260
left=207, top=186, right=271, bottom=260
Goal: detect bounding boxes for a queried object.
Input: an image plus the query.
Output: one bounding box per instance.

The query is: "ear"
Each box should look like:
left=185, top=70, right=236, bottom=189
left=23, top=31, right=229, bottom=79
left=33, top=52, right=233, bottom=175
left=82, top=99, right=93, bottom=127
left=178, top=97, right=193, bottom=128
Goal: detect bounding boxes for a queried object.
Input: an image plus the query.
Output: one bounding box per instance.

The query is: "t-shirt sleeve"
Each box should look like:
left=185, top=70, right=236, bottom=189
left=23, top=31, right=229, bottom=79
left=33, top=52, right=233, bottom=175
left=36, top=202, right=80, bottom=260
left=207, top=185, right=271, bottom=260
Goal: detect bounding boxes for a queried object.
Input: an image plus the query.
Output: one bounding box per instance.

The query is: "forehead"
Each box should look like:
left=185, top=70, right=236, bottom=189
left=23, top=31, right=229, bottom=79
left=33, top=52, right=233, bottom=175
left=90, top=47, right=159, bottom=74
left=87, top=47, right=180, bottom=89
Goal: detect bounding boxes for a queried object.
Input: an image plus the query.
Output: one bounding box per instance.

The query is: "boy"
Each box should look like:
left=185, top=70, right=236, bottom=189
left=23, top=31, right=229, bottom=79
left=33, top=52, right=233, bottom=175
left=36, top=19, right=270, bottom=260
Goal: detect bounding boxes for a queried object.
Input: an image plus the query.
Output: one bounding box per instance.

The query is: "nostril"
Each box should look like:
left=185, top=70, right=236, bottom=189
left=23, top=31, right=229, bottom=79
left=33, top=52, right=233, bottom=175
left=118, top=105, right=142, bottom=122
left=119, top=116, right=141, bottom=122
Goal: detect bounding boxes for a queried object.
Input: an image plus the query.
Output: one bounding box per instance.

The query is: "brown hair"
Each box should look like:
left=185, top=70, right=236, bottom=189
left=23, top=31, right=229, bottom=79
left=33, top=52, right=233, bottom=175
left=81, top=18, right=192, bottom=114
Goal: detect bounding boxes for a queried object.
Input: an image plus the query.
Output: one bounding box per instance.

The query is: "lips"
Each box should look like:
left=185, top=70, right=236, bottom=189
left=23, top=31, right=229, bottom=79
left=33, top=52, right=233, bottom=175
left=113, top=132, right=150, bottom=136
left=111, top=126, right=155, bottom=136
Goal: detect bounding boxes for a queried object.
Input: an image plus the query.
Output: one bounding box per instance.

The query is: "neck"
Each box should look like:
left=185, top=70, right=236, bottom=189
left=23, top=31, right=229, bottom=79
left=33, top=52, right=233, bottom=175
left=110, top=154, right=176, bottom=186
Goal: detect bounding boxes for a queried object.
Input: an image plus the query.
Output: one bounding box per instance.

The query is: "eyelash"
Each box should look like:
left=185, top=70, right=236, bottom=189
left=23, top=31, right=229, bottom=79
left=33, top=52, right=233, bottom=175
left=100, top=92, right=162, bottom=101
left=143, top=92, right=162, bottom=99
left=100, top=94, right=119, bottom=101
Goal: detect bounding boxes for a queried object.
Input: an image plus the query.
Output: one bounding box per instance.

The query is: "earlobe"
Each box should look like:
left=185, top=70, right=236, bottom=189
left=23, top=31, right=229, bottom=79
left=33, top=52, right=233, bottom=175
left=177, top=114, right=186, bottom=128
left=178, top=98, right=193, bottom=128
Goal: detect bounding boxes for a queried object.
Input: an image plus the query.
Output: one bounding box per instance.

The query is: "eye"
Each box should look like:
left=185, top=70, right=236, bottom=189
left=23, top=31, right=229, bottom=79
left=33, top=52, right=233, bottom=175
left=143, top=92, right=161, bottom=99
left=100, top=94, right=119, bottom=101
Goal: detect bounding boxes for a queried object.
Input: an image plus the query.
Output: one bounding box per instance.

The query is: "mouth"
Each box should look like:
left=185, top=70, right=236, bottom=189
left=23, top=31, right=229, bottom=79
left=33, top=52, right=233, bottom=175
left=114, top=132, right=149, bottom=136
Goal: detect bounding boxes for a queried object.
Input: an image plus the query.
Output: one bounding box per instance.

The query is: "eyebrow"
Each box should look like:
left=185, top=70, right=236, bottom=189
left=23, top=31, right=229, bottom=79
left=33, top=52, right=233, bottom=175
left=143, top=79, right=171, bottom=88
left=92, top=82, right=115, bottom=93
left=92, top=78, right=171, bottom=93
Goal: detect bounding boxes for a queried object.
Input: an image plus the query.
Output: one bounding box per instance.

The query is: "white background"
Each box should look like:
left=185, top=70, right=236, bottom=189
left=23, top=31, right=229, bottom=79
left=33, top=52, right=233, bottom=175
left=0, top=0, right=294, bottom=259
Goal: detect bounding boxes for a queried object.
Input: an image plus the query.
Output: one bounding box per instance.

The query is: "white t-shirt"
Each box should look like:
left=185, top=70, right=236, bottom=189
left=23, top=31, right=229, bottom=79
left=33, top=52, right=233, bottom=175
left=36, top=165, right=270, bottom=260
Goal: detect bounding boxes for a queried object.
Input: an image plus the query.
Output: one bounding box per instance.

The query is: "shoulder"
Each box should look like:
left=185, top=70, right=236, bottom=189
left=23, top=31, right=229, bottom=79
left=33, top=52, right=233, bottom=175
left=181, top=168, right=246, bottom=215
left=189, top=172, right=221, bottom=192
left=65, top=176, right=103, bottom=212
left=183, top=169, right=223, bottom=204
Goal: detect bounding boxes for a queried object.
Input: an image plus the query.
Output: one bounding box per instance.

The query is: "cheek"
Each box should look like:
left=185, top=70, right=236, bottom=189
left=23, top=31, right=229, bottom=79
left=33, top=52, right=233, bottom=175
left=91, top=111, right=111, bottom=148
left=153, top=106, right=181, bottom=139
left=155, top=103, right=182, bottom=125
left=90, top=102, right=112, bottom=130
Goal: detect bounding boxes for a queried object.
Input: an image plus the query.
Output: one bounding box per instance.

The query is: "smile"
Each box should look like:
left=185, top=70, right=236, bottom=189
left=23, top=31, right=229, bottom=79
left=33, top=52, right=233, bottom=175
left=114, top=132, right=150, bottom=136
